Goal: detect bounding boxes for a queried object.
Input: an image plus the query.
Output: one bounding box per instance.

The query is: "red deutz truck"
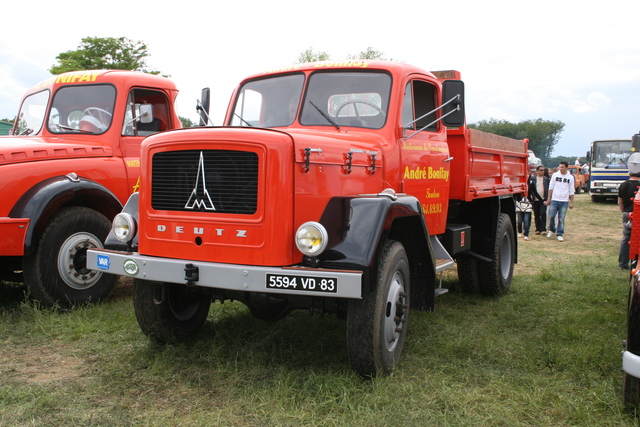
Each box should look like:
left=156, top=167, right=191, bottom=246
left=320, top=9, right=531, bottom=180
left=0, top=70, right=181, bottom=307
left=87, top=61, right=528, bottom=376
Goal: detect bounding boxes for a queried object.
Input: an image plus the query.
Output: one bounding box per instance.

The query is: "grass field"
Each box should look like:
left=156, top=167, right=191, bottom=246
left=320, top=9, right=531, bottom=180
left=0, top=193, right=636, bottom=426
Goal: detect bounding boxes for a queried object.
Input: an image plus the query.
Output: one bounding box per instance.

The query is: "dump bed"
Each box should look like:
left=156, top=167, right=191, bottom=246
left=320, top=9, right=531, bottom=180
left=446, top=127, right=528, bottom=201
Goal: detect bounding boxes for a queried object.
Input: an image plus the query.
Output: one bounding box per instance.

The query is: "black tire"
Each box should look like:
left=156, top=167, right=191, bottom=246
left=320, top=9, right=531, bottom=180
left=347, top=240, right=410, bottom=377
left=478, top=213, right=515, bottom=296
left=132, top=279, right=212, bottom=343
left=623, top=371, right=640, bottom=409
left=22, top=207, right=117, bottom=307
left=456, top=254, right=481, bottom=293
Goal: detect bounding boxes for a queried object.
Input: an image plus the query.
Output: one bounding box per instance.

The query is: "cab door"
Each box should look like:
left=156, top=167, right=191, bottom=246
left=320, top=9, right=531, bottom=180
left=119, top=88, right=172, bottom=194
left=399, top=78, right=450, bottom=235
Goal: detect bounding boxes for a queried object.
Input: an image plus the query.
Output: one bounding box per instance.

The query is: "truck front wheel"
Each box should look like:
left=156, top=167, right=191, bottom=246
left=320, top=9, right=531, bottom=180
left=479, top=213, right=514, bottom=295
left=22, top=207, right=117, bottom=307
left=347, top=240, right=410, bottom=377
left=132, top=279, right=212, bottom=343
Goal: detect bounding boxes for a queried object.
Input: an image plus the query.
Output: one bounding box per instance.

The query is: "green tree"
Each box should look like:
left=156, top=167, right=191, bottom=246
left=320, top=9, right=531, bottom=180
left=469, top=118, right=565, bottom=164
left=297, top=47, right=391, bottom=64
left=179, top=116, right=194, bottom=128
left=297, top=48, right=330, bottom=63
left=49, top=37, right=160, bottom=75
left=347, top=47, right=386, bottom=60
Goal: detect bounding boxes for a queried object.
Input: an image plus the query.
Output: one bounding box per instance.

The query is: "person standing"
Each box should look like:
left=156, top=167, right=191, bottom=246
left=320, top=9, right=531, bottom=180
left=516, top=195, right=533, bottom=240
left=545, top=161, right=575, bottom=242
left=528, top=166, right=550, bottom=235
left=617, top=153, right=640, bottom=269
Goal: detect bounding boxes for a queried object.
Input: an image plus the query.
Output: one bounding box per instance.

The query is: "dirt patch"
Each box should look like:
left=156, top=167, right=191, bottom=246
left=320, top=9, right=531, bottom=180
left=1, top=344, right=83, bottom=384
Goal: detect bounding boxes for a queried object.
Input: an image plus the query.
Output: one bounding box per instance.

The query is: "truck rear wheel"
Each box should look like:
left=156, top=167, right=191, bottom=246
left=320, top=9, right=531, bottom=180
left=132, top=279, right=212, bottom=343
left=478, top=213, right=514, bottom=295
left=347, top=240, right=410, bottom=377
left=22, top=207, right=117, bottom=307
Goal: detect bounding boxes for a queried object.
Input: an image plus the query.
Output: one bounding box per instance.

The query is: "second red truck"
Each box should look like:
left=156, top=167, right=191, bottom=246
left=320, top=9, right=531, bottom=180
left=88, top=61, right=528, bottom=376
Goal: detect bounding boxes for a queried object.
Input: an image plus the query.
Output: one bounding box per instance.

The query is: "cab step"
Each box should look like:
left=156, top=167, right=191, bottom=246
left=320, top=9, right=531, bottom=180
left=431, top=236, right=454, bottom=296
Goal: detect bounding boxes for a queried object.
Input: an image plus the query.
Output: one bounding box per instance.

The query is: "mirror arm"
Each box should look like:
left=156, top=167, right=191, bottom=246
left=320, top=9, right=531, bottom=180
left=196, top=99, right=213, bottom=126
left=404, top=95, right=460, bottom=141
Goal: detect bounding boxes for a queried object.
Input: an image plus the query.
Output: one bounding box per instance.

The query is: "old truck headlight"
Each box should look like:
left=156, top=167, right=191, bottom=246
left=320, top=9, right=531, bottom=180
left=112, top=213, right=137, bottom=243
left=295, top=222, right=328, bottom=256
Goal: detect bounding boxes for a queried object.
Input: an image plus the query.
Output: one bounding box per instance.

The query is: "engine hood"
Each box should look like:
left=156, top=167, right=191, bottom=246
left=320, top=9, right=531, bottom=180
left=0, top=135, right=113, bottom=165
left=288, top=128, right=385, bottom=170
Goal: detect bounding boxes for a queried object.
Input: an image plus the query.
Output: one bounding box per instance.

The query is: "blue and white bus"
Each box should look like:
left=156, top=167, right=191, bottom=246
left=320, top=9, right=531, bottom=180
left=587, top=138, right=634, bottom=201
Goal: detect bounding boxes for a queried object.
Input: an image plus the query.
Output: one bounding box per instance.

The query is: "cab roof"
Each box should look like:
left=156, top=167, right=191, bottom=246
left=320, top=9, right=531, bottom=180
left=245, top=60, right=442, bottom=81
left=25, top=70, right=178, bottom=96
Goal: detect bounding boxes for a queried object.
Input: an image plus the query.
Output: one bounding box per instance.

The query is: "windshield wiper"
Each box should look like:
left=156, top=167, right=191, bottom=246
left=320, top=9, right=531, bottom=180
left=234, top=113, right=253, bottom=127
left=309, top=101, right=340, bottom=131
left=19, top=128, right=33, bottom=136
left=55, top=124, right=92, bottom=133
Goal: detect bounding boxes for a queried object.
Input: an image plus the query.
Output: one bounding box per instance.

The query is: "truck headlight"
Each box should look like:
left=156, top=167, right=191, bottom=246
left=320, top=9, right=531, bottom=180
left=112, top=213, right=137, bottom=243
left=295, top=222, right=328, bottom=256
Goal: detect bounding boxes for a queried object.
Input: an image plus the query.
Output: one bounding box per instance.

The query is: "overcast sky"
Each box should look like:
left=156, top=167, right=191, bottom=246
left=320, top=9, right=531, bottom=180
left=1, top=0, right=638, bottom=157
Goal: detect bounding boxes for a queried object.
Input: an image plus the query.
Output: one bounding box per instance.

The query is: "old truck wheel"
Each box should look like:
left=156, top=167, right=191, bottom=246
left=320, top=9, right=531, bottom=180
left=623, top=371, right=640, bottom=409
left=479, top=213, right=514, bottom=296
left=22, top=207, right=117, bottom=307
left=456, top=254, right=481, bottom=293
left=347, top=240, right=410, bottom=377
left=132, top=279, right=212, bottom=343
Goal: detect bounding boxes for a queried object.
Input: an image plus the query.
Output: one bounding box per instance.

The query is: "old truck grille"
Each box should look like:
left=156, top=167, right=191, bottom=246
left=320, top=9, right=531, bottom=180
left=152, top=150, right=258, bottom=214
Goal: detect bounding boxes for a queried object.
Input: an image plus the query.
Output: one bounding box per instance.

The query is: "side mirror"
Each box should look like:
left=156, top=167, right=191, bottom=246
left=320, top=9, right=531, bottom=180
left=442, top=80, right=465, bottom=128
left=633, top=133, right=640, bottom=151
left=139, top=104, right=154, bottom=124
left=198, top=88, right=211, bottom=126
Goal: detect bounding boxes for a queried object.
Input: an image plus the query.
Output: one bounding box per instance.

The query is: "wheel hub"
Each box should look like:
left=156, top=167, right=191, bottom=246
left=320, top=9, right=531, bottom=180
left=384, top=271, right=407, bottom=352
left=57, top=232, right=103, bottom=290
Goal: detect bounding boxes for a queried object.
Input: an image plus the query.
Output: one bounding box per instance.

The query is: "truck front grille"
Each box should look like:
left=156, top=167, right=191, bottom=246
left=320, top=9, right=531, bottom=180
left=152, top=150, right=258, bottom=214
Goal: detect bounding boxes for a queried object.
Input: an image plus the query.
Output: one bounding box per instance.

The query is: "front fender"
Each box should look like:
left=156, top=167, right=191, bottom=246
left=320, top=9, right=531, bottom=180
left=9, top=175, right=123, bottom=255
left=316, top=194, right=433, bottom=297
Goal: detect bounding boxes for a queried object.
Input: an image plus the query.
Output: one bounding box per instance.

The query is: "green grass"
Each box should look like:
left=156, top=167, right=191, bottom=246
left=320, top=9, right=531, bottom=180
left=0, top=193, right=636, bottom=426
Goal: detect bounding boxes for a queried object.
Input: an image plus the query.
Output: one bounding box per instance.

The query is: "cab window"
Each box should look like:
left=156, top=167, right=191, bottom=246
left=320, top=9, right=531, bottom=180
left=122, top=89, right=171, bottom=136
left=403, top=80, right=438, bottom=132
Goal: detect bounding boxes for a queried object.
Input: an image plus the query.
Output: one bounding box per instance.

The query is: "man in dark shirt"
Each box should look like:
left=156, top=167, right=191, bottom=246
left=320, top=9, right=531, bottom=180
left=618, top=153, right=640, bottom=269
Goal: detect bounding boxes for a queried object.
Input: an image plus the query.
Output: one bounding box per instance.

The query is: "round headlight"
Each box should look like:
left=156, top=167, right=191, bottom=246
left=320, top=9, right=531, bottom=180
left=112, top=213, right=137, bottom=243
left=295, top=222, right=328, bottom=256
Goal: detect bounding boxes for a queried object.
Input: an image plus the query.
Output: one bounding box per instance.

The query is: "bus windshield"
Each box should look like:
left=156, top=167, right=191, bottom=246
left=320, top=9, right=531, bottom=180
left=592, top=140, right=632, bottom=169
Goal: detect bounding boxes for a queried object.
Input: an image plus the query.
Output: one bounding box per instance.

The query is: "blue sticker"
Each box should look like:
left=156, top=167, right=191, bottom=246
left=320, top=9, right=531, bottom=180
left=96, top=254, right=111, bottom=270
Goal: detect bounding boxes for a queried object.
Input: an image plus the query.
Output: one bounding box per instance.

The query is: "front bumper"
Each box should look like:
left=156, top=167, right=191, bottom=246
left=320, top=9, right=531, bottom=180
left=623, top=351, right=640, bottom=378
left=86, top=248, right=363, bottom=299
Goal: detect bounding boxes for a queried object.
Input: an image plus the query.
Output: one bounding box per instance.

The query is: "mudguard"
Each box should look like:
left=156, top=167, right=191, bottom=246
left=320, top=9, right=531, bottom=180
left=315, top=194, right=436, bottom=310
left=9, top=175, right=123, bottom=256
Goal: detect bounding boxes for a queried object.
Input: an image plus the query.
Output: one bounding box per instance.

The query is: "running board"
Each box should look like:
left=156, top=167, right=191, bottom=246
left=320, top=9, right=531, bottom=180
left=431, top=236, right=454, bottom=273
left=431, top=236, right=454, bottom=296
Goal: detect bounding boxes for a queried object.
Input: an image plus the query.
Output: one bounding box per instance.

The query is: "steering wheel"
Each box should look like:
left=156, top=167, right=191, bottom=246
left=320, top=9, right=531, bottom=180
left=79, top=108, right=112, bottom=133
left=335, top=100, right=386, bottom=119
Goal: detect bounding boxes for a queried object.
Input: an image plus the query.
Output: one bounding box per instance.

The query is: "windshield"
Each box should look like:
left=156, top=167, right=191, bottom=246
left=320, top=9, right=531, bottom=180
left=14, top=90, right=50, bottom=135
left=592, top=140, right=632, bottom=169
left=47, top=84, right=116, bottom=134
left=230, top=74, right=305, bottom=128
left=301, top=71, right=391, bottom=129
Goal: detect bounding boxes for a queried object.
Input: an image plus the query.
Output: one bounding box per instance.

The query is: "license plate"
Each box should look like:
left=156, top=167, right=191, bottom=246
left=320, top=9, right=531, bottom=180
left=266, top=274, right=337, bottom=293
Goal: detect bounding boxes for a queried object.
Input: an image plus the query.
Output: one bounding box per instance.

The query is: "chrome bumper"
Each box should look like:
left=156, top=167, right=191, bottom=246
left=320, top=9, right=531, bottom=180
left=87, top=249, right=362, bottom=299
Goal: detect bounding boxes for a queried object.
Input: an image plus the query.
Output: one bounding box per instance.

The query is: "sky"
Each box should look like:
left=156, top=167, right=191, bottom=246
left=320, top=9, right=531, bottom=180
left=1, top=0, right=639, bottom=157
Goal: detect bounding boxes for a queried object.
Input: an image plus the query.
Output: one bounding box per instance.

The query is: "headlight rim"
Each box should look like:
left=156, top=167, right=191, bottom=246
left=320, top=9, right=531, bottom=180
left=295, top=221, right=328, bottom=257
left=112, top=212, right=137, bottom=243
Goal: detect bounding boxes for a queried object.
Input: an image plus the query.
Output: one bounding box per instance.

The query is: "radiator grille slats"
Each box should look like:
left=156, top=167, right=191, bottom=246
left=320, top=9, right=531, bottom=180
left=152, top=150, right=258, bottom=214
